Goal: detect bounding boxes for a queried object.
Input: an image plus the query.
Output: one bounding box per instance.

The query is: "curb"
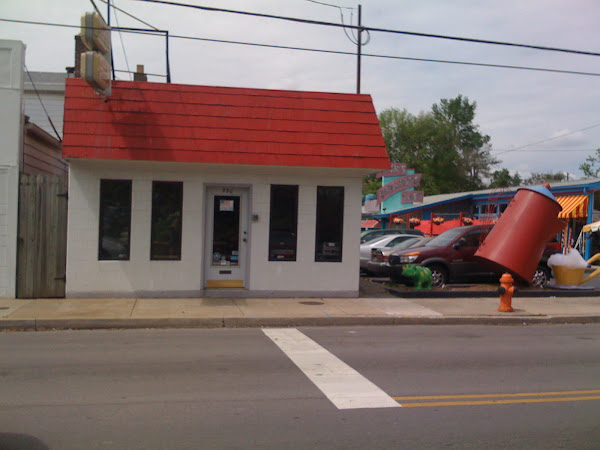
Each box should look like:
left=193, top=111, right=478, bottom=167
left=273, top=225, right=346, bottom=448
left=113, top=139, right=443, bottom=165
left=385, top=286, right=600, bottom=298
left=2, top=315, right=600, bottom=331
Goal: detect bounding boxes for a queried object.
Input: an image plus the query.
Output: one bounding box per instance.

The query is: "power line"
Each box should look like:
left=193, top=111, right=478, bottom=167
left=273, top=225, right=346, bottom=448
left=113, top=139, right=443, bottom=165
left=169, top=31, right=600, bottom=77
left=97, top=0, right=159, bottom=30
left=111, top=1, right=133, bottom=80
left=494, top=122, right=600, bottom=156
left=4, top=18, right=600, bottom=78
left=24, top=65, right=62, bottom=142
left=5, top=18, right=600, bottom=79
left=303, top=0, right=366, bottom=46
left=304, top=0, right=354, bottom=10
left=132, top=0, right=600, bottom=57
left=494, top=148, right=598, bottom=153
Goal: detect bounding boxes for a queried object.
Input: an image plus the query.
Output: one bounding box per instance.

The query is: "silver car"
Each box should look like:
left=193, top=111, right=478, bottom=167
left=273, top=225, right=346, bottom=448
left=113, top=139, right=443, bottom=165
left=360, top=228, right=423, bottom=244
left=366, top=236, right=432, bottom=277
left=360, top=234, right=419, bottom=274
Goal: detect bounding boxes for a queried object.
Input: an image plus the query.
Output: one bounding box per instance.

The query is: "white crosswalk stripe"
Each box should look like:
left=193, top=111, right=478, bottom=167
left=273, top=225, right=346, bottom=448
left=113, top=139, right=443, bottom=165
left=263, top=328, right=400, bottom=410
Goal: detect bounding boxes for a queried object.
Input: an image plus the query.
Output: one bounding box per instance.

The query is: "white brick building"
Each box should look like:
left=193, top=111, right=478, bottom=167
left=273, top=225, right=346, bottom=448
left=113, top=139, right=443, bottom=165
left=62, top=78, right=390, bottom=298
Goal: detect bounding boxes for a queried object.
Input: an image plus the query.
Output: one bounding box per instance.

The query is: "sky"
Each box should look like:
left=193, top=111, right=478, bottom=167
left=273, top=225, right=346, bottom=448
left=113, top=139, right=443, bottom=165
left=2, top=0, right=600, bottom=181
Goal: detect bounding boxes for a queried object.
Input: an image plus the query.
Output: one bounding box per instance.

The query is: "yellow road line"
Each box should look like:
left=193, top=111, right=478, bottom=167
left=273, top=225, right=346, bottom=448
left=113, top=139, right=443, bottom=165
left=399, top=395, right=600, bottom=408
left=393, top=389, right=600, bottom=401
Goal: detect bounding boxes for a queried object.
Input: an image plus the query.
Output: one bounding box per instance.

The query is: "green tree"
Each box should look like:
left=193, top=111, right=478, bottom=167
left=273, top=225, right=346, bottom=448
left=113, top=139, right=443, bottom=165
left=373, top=95, right=498, bottom=195
left=523, top=171, right=567, bottom=185
left=362, top=174, right=381, bottom=195
left=378, top=108, right=462, bottom=195
left=431, top=95, right=499, bottom=190
left=579, top=148, right=600, bottom=178
left=489, top=168, right=522, bottom=188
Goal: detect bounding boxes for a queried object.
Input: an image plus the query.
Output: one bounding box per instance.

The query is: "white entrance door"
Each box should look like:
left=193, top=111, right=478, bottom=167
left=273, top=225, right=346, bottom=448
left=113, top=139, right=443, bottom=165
left=204, top=186, right=249, bottom=288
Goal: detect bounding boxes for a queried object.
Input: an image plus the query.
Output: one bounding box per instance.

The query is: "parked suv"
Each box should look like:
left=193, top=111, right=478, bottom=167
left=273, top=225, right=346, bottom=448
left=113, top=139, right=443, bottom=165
left=388, top=225, right=559, bottom=288
left=388, top=225, right=494, bottom=287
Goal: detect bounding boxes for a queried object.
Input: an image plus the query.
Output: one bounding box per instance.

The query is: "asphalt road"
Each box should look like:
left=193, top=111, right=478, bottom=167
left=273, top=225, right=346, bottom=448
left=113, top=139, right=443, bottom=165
left=1, top=325, right=599, bottom=449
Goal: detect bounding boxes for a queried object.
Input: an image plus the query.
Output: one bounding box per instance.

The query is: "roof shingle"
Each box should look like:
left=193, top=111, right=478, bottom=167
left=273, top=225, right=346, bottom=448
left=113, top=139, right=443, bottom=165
left=62, top=79, right=390, bottom=170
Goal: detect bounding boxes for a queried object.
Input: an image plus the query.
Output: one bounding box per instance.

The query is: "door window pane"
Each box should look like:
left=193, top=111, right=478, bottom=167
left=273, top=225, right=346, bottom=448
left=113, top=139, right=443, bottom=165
left=212, top=196, right=240, bottom=266
left=315, top=186, right=344, bottom=262
left=269, top=185, right=298, bottom=261
left=151, top=181, right=183, bottom=260
left=99, top=179, right=132, bottom=260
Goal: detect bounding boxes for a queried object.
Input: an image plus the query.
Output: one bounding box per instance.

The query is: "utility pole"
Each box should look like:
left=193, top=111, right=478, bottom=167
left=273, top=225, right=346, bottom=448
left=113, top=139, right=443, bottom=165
left=107, top=0, right=116, bottom=80
left=356, top=4, right=362, bottom=94
left=165, top=31, right=171, bottom=83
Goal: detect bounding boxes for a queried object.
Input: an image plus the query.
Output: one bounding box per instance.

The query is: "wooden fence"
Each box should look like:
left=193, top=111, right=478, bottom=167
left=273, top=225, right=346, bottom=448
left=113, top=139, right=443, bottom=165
left=17, top=174, right=68, bottom=298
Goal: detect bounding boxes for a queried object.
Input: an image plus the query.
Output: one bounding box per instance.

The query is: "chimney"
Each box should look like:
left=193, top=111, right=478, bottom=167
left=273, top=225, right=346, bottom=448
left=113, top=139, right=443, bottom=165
left=134, top=64, right=148, bottom=82
left=73, top=35, right=87, bottom=78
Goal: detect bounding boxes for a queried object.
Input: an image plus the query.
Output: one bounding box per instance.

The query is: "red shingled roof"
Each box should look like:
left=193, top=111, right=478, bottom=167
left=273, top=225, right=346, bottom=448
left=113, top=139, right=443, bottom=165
left=62, top=78, right=390, bottom=170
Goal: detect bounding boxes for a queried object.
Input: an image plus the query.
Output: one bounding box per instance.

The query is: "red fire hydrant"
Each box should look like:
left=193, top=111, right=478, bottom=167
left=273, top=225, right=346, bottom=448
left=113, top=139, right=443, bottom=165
left=497, top=273, right=515, bottom=312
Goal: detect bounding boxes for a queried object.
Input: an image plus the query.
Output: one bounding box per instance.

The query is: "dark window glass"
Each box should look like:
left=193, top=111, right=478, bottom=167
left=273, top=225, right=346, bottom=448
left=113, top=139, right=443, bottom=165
left=462, top=231, right=483, bottom=248
left=212, top=196, right=240, bottom=266
left=315, top=186, right=344, bottom=262
left=99, top=179, right=132, bottom=260
left=151, top=181, right=183, bottom=260
left=269, top=185, right=298, bottom=261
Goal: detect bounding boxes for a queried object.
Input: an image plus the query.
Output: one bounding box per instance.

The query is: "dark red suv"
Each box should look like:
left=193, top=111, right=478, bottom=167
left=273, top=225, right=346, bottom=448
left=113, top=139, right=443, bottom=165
left=388, top=225, right=495, bottom=287
left=388, top=224, right=559, bottom=288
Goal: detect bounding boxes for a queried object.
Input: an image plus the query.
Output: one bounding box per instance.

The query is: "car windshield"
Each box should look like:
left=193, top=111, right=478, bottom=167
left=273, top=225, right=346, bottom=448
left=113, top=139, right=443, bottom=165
left=385, top=236, right=412, bottom=247
left=363, top=235, right=390, bottom=245
left=360, top=232, right=382, bottom=243
left=390, top=237, right=420, bottom=250
left=424, top=227, right=467, bottom=247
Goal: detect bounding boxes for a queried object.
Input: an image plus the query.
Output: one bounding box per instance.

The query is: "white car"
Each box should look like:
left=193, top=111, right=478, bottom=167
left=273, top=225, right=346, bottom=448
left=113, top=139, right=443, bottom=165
left=360, top=234, right=418, bottom=273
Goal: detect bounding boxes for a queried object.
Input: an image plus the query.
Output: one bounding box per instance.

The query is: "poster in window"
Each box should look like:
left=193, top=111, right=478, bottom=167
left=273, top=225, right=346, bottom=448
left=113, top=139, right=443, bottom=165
left=220, top=199, right=234, bottom=212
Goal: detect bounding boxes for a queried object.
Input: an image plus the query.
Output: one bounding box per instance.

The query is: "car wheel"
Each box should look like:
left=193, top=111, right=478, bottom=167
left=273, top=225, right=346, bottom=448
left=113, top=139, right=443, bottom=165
left=532, top=265, right=551, bottom=288
left=427, top=264, right=448, bottom=288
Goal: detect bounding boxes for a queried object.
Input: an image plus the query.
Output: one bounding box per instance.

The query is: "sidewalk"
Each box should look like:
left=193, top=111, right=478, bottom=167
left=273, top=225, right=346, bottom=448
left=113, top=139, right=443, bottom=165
left=1, top=280, right=600, bottom=331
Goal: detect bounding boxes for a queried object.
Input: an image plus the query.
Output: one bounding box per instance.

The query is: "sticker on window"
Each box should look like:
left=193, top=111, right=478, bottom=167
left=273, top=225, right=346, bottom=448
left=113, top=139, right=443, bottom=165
left=220, top=199, right=234, bottom=212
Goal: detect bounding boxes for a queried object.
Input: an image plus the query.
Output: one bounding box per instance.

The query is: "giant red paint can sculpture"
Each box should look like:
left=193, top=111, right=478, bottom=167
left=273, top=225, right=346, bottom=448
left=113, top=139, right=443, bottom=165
left=475, top=184, right=566, bottom=284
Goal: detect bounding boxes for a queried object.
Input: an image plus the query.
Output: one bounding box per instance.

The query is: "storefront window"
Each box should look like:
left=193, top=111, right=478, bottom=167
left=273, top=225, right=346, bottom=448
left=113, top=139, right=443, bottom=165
left=269, top=185, right=298, bottom=261
left=98, top=179, right=132, bottom=260
left=150, top=181, right=183, bottom=260
left=315, top=186, right=344, bottom=262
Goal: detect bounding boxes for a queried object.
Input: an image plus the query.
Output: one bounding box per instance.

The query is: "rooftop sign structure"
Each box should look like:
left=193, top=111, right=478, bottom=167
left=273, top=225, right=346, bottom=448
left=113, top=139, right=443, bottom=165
left=375, top=162, right=424, bottom=205
left=80, top=12, right=111, bottom=96
left=376, top=162, right=406, bottom=178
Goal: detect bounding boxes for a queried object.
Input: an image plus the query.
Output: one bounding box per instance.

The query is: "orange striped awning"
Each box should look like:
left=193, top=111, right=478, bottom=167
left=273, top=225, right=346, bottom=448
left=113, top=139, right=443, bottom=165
left=556, top=195, right=588, bottom=219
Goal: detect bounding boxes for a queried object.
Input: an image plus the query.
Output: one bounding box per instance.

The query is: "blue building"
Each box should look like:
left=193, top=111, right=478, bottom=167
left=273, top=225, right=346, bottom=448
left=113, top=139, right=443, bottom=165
left=374, top=178, right=600, bottom=259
